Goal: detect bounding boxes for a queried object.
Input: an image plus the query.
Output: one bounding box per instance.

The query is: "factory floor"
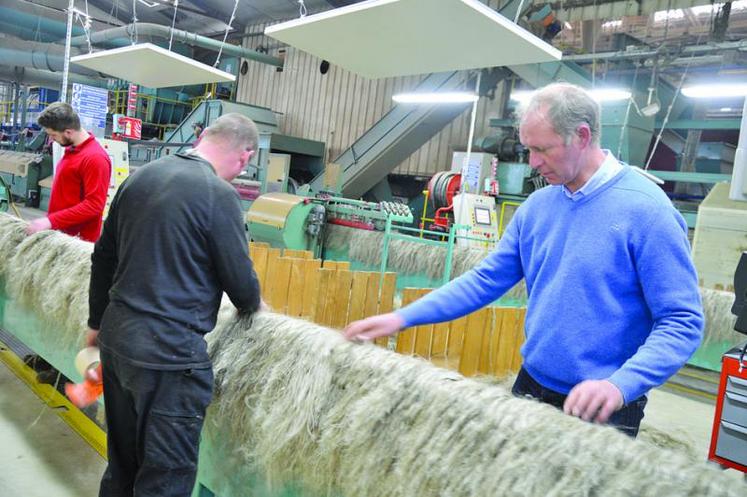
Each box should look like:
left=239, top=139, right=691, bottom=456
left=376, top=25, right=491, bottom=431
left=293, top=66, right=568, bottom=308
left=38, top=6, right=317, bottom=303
left=0, top=357, right=744, bottom=496
left=0, top=359, right=105, bottom=496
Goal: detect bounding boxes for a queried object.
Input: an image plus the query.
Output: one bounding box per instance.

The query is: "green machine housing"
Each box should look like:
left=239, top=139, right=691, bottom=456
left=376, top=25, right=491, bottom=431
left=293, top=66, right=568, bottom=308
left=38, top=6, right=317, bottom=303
left=246, top=193, right=326, bottom=256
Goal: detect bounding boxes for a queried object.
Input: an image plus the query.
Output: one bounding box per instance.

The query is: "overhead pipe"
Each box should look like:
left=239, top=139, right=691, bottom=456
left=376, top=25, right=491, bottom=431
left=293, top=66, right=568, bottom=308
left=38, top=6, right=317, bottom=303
left=565, top=40, right=747, bottom=63
left=0, top=5, right=86, bottom=40
left=0, top=66, right=107, bottom=89
left=70, top=23, right=285, bottom=68
left=0, top=20, right=62, bottom=42
left=0, top=45, right=100, bottom=78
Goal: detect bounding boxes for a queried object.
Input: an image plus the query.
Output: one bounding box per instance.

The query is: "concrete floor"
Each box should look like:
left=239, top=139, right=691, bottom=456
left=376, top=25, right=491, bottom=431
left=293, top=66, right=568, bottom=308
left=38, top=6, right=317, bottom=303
left=0, top=361, right=105, bottom=497
left=0, top=357, right=744, bottom=494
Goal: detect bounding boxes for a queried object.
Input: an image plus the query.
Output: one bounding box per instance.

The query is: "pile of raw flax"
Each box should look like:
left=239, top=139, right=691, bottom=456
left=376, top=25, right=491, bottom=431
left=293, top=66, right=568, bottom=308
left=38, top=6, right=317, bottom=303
left=1, top=213, right=743, bottom=497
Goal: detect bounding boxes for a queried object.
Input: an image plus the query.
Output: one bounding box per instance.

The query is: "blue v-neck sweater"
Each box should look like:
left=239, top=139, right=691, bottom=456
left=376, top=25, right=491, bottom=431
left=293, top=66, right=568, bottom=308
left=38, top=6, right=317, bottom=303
left=398, top=167, right=703, bottom=403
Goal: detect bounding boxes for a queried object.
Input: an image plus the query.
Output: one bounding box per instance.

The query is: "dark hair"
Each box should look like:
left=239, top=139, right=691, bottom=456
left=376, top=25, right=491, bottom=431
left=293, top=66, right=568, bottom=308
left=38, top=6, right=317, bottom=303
left=37, top=102, right=81, bottom=132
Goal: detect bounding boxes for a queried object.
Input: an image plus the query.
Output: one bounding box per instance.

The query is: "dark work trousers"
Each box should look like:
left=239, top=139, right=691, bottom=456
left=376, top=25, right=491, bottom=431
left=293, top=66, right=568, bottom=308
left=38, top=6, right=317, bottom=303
left=511, top=367, right=648, bottom=438
left=98, top=349, right=214, bottom=497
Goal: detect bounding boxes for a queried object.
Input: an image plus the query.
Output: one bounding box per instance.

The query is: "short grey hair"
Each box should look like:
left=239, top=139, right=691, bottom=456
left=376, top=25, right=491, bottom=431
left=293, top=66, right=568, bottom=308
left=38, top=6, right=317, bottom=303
left=519, top=83, right=601, bottom=146
left=201, top=113, right=259, bottom=152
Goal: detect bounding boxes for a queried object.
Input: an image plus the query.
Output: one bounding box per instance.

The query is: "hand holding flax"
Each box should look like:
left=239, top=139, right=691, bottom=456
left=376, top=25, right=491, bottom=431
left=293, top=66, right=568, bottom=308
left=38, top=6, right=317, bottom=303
left=343, top=312, right=405, bottom=342
left=563, top=379, right=624, bottom=423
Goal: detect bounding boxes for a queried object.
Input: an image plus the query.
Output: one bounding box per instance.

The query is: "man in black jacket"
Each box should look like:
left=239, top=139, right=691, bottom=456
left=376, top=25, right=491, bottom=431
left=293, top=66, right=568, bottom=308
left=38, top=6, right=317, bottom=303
left=87, top=113, right=262, bottom=497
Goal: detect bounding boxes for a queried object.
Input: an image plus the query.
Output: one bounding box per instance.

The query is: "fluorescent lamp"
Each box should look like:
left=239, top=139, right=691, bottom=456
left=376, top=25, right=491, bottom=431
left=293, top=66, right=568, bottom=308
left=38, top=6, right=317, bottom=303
left=510, top=88, right=631, bottom=103
left=682, top=83, right=747, bottom=98
left=392, top=92, right=478, bottom=104
left=720, top=107, right=734, bottom=112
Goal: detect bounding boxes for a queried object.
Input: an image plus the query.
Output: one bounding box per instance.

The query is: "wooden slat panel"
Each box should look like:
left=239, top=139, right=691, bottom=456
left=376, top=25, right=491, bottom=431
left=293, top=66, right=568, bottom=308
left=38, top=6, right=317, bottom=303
left=395, top=288, right=420, bottom=355
left=477, top=308, right=496, bottom=375
left=252, top=245, right=269, bottom=298
left=493, top=307, right=525, bottom=377
left=283, top=249, right=304, bottom=258
left=347, top=272, right=370, bottom=324
left=334, top=261, right=351, bottom=271
left=362, top=272, right=379, bottom=320
left=377, top=272, right=397, bottom=314
left=331, top=270, right=353, bottom=329
left=314, top=268, right=336, bottom=325
left=322, top=259, right=338, bottom=269
left=413, top=289, right=433, bottom=358
left=264, top=248, right=282, bottom=289
left=509, top=308, right=526, bottom=373
left=374, top=272, right=398, bottom=348
left=301, top=259, right=322, bottom=319
left=446, top=315, right=467, bottom=359
left=286, top=258, right=307, bottom=317
left=458, top=308, right=490, bottom=377
left=267, top=257, right=292, bottom=313
left=431, top=321, right=449, bottom=358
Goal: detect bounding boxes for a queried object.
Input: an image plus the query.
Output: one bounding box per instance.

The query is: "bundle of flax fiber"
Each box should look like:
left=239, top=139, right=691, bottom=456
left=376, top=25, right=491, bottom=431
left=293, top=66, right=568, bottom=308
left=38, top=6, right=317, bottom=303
left=0, top=213, right=744, bottom=497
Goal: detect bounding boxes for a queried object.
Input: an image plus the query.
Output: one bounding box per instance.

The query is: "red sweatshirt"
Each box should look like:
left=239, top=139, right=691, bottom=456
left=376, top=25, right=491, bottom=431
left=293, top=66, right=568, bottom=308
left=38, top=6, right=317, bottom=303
left=48, top=134, right=112, bottom=242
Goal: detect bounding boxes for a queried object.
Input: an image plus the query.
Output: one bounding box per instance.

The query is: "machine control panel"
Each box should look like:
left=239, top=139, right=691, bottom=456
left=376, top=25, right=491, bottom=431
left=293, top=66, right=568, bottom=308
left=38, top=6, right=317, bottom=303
left=452, top=193, right=499, bottom=248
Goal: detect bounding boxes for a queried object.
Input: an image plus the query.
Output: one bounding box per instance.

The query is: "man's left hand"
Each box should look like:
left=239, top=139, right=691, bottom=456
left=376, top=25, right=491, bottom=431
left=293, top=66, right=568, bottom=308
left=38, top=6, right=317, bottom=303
left=563, top=379, right=624, bottom=424
left=25, top=217, right=52, bottom=235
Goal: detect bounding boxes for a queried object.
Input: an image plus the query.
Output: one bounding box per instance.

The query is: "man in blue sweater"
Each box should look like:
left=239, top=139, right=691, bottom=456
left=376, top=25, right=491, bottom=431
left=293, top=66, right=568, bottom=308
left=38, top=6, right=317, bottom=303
left=344, top=83, right=704, bottom=437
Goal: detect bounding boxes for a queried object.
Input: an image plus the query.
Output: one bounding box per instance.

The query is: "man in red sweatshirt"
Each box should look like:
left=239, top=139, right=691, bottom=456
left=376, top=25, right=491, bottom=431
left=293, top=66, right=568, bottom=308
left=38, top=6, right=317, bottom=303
left=26, top=102, right=111, bottom=242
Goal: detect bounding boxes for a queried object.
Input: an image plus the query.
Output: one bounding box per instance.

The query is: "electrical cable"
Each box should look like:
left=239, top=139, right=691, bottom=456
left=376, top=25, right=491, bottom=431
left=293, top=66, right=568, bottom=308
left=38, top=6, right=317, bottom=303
left=643, top=35, right=703, bottom=170
left=130, top=0, right=138, bottom=45
left=214, top=0, right=240, bottom=67
left=168, top=0, right=179, bottom=51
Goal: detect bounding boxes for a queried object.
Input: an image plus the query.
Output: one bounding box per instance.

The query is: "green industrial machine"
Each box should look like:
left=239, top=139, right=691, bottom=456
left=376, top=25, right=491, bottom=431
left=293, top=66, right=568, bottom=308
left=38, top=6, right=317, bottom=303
left=0, top=150, right=52, bottom=207
left=246, top=193, right=326, bottom=256
left=246, top=191, right=414, bottom=258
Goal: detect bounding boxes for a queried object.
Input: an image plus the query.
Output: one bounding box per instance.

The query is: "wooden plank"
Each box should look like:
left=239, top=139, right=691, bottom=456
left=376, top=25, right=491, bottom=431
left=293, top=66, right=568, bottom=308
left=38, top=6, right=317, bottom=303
left=331, top=270, right=353, bottom=329
left=334, top=261, right=351, bottom=271
left=431, top=321, right=449, bottom=358
left=252, top=245, right=269, bottom=298
left=283, top=249, right=304, bottom=259
left=301, top=259, right=322, bottom=319
left=413, top=289, right=433, bottom=358
left=493, top=307, right=523, bottom=377
left=446, top=315, right=467, bottom=360
left=395, top=288, right=419, bottom=355
left=374, top=272, right=398, bottom=348
left=362, top=272, right=379, bottom=320
left=314, top=268, right=336, bottom=325
left=347, top=272, right=370, bottom=324
left=377, top=272, right=397, bottom=313
left=267, top=257, right=292, bottom=313
left=458, top=308, right=490, bottom=377
left=322, top=259, right=338, bottom=270
left=264, top=248, right=282, bottom=289
left=477, top=307, right=496, bottom=374
left=286, top=258, right=307, bottom=317
left=509, top=308, right=526, bottom=372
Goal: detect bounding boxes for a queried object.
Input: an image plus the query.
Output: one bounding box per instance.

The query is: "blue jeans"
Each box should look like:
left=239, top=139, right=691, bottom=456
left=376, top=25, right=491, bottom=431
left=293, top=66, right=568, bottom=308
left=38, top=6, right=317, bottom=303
left=511, top=368, right=647, bottom=438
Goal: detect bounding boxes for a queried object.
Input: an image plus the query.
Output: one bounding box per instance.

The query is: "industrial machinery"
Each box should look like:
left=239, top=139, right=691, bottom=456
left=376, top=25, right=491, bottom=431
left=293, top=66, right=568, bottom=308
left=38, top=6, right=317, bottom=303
left=246, top=191, right=413, bottom=257
left=709, top=253, right=747, bottom=474
left=247, top=193, right=326, bottom=256
left=0, top=150, right=52, bottom=207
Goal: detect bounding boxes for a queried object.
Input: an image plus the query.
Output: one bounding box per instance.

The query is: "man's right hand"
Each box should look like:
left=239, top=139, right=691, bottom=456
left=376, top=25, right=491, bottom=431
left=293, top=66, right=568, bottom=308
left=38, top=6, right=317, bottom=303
left=85, top=328, right=100, bottom=348
left=343, top=312, right=405, bottom=342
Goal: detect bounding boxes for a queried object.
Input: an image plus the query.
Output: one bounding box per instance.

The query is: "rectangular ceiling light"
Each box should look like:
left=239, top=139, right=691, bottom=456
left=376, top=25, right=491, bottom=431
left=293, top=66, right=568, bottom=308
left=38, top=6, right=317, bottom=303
left=264, top=0, right=562, bottom=79
left=71, top=43, right=235, bottom=88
